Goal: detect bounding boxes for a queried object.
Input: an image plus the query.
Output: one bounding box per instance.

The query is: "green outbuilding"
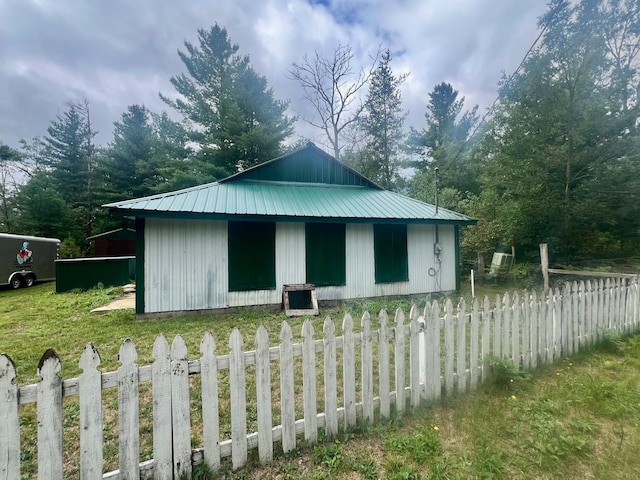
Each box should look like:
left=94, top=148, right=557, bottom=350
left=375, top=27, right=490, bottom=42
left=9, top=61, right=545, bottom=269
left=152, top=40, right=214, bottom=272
left=105, top=143, right=475, bottom=315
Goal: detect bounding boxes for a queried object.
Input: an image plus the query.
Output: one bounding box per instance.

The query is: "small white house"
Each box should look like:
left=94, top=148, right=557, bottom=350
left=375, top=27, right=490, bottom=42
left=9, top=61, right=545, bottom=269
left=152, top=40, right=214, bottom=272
left=105, top=143, right=475, bottom=315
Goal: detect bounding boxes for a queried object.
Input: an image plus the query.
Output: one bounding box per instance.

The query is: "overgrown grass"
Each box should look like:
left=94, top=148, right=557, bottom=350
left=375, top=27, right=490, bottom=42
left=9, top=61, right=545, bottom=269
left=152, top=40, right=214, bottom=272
left=237, top=333, right=640, bottom=480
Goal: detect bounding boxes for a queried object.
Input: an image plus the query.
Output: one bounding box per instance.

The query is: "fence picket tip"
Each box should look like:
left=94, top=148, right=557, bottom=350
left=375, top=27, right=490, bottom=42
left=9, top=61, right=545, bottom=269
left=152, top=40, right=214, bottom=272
left=171, top=335, right=188, bottom=359
left=200, top=331, right=216, bottom=354
left=79, top=343, right=101, bottom=370
left=118, top=339, right=137, bottom=366
left=1, top=352, right=17, bottom=374
left=37, top=348, right=59, bottom=372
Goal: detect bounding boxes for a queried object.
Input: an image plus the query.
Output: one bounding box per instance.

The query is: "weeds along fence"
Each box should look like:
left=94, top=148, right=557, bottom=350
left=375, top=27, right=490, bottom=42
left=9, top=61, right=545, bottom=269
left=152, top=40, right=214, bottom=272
left=1, top=278, right=639, bottom=479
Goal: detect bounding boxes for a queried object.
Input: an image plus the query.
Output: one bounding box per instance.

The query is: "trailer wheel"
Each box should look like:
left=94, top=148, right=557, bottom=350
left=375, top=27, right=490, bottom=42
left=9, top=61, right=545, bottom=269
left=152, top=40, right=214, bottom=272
left=24, top=274, right=35, bottom=287
left=10, top=275, right=23, bottom=289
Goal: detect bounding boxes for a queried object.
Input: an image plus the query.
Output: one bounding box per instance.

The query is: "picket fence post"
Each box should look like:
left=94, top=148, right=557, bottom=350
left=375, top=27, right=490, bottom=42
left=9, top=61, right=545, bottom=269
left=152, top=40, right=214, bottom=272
left=152, top=335, right=172, bottom=479
left=409, top=305, right=421, bottom=407
left=302, top=320, right=318, bottom=443
left=255, top=326, right=273, bottom=463
left=79, top=343, right=102, bottom=480
left=482, top=297, right=491, bottom=381
left=0, top=354, right=20, bottom=480
left=424, top=300, right=441, bottom=402
left=444, top=300, right=455, bottom=396
left=362, top=311, right=375, bottom=423
left=456, top=299, right=467, bottom=394
left=394, top=308, right=406, bottom=414
left=323, top=317, right=338, bottom=437
left=378, top=310, right=391, bottom=420
left=118, top=340, right=139, bottom=480
left=279, top=322, right=295, bottom=454
left=341, top=314, right=356, bottom=430
left=200, top=331, right=222, bottom=470
left=512, top=293, right=520, bottom=366
left=470, top=298, right=480, bottom=390
left=229, top=329, right=247, bottom=469
left=171, top=335, right=192, bottom=479
left=502, top=293, right=511, bottom=360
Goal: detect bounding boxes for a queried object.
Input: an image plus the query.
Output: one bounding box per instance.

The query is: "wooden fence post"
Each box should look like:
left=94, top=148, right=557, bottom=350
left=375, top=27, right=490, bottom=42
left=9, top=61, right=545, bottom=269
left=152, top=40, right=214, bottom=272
left=200, top=332, right=222, bottom=470
left=37, top=349, right=63, bottom=480
left=512, top=293, right=521, bottom=366
left=279, top=322, right=295, bottom=454
left=444, top=300, right=455, bottom=397
left=378, top=310, right=391, bottom=420
left=254, top=326, right=273, bottom=463
left=171, top=335, right=191, bottom=479
left=409, top=306, right=421, bottom=407
left=540, top=243, right=549, bottom=291
left=470, top=298, right=480, bottom=390
left=229, top=329, right=247, bottom=469
left=342, top=314, right=356, bottom=431
left=302, top=320, right=318, bottom=443
left=323, top=317, right=338, bottom=438
left=394, top=308, right=406, bottom=413
left=361, top=312, right=374, bottom=423
left=456, top=299, right=467, bottom=394
left=152, top=335, right=172, bottom=480
left=118, top=340, right=139, bottom=480
left=0, top=354, right=20, bottom=480
left=424, top=301, right=441, bottom=402
left=79, top=343, right=103, bottom=480
left=481, top=297, right=491, bottom=382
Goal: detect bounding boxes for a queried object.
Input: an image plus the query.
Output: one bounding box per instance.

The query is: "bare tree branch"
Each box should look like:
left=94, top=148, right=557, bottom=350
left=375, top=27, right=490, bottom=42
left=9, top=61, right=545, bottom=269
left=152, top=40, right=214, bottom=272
left=289, top=43, right=381, bottom=160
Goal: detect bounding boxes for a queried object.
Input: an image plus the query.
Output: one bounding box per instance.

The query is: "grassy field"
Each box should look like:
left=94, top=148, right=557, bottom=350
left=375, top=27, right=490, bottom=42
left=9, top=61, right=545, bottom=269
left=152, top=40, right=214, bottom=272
left=2, top=282, right=640, bottom=479
left=239, top=335, right=640, bottom=480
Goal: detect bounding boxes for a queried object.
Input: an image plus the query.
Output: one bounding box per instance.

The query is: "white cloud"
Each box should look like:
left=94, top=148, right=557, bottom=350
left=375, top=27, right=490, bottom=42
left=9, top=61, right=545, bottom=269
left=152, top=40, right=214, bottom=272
left=0, top=0, right=550, bottom=148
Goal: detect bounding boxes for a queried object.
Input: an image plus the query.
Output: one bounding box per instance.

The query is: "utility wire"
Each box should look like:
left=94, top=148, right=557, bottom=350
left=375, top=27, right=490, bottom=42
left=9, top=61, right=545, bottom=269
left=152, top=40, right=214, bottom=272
left=467, top=4, right=561, bottom=142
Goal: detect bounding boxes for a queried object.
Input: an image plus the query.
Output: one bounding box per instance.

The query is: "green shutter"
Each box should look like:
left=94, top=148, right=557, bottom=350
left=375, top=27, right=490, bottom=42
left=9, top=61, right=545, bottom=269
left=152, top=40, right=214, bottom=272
left=306, top=223, right=346, bottom=286
left=374, top=224, right=408, bottom=283
left=228, top=221, right=276, bottom=291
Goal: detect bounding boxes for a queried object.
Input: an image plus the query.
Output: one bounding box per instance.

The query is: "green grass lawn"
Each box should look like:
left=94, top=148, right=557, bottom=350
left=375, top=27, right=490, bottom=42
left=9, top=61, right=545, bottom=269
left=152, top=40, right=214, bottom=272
left=2, top=282, right=640, bottom=479
left=240, top=335, right=640, bottom=480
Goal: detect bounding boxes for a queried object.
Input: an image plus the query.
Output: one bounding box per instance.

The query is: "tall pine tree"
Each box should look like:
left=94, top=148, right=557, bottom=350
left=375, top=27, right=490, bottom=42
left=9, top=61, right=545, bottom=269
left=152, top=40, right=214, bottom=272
left=355, top=50, right=407, bottom=190
left=161, top=24, right=294, bottom=177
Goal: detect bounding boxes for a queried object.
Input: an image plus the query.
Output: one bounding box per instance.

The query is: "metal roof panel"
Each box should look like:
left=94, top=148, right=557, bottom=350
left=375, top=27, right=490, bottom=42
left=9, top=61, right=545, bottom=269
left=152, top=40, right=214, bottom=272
left=105, top=180, right=474, bottom=224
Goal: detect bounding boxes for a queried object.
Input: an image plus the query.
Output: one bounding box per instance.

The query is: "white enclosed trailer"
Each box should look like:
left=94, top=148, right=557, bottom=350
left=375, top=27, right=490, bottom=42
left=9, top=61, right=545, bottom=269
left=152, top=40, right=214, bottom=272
left=0, top=233, right=60, bottom=288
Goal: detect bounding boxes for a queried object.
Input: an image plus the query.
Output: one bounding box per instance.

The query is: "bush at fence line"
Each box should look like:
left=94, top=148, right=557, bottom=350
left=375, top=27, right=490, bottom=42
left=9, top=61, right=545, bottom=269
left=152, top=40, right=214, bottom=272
left=486, top=355, right=531, bottom=389
left=506, top=263, right=541, bottom=289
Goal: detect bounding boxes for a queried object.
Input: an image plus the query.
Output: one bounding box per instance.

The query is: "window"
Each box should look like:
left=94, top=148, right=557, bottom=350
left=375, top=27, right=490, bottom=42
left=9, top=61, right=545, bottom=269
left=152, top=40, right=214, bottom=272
left=305, top=223, right=346, bottom=287
left=228, top=221, right=276, bottom=291
left=374, top=224, right=408, bottom=283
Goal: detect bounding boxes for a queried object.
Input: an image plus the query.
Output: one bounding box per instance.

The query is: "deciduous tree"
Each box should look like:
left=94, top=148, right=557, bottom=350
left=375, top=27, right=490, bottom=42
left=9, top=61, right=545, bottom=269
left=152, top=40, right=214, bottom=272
left=290, top=44, right=380, bottom=160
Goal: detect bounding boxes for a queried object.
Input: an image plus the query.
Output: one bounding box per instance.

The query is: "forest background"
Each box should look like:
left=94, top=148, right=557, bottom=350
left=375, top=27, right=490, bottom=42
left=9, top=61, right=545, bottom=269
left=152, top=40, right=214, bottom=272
left=0, top=0, right=638, bottom=271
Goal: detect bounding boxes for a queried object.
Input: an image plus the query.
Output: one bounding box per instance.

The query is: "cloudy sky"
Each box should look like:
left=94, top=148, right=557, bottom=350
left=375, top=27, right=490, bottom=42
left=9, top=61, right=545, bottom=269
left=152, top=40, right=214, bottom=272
left=0, top=0, right=550, bottom=150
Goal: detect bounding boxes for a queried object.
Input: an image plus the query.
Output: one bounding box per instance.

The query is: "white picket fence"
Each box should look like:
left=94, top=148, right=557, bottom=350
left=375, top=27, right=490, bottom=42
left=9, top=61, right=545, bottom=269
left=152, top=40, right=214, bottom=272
left=1, top=278, right=639, bottom=479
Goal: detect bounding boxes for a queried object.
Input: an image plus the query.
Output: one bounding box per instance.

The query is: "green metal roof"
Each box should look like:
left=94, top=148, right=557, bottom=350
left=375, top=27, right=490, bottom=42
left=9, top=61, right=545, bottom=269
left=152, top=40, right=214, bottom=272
left=105, top=180, right=474, bottom=224
left=104, top=143, right=476, bottom=225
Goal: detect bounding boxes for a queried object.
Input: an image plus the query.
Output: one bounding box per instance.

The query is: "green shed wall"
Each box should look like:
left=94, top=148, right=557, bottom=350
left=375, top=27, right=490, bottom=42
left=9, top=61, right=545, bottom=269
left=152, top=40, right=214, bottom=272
left=56, top=256, right=136, bottom=292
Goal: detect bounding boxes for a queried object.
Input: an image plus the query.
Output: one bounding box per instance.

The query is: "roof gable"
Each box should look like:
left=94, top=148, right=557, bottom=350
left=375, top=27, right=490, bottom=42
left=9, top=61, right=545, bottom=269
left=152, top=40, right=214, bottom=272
left=103, top=143, right=476, bottom=225
left=221, top=143, right=380, bottom=188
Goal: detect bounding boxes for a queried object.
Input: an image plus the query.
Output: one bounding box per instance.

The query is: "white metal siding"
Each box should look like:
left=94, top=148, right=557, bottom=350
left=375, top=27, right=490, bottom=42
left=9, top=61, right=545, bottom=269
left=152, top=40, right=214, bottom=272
left=436, top=225, right=457, bottom=291
left=228, top=222, right=306, bottom=307
left=144, top=219, right=459, bottom=313
left=145, top=218, right=228, bottom=313
left=316, top=223, right=458, bottom=302
left=407, top=224, right=456, bottom=294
